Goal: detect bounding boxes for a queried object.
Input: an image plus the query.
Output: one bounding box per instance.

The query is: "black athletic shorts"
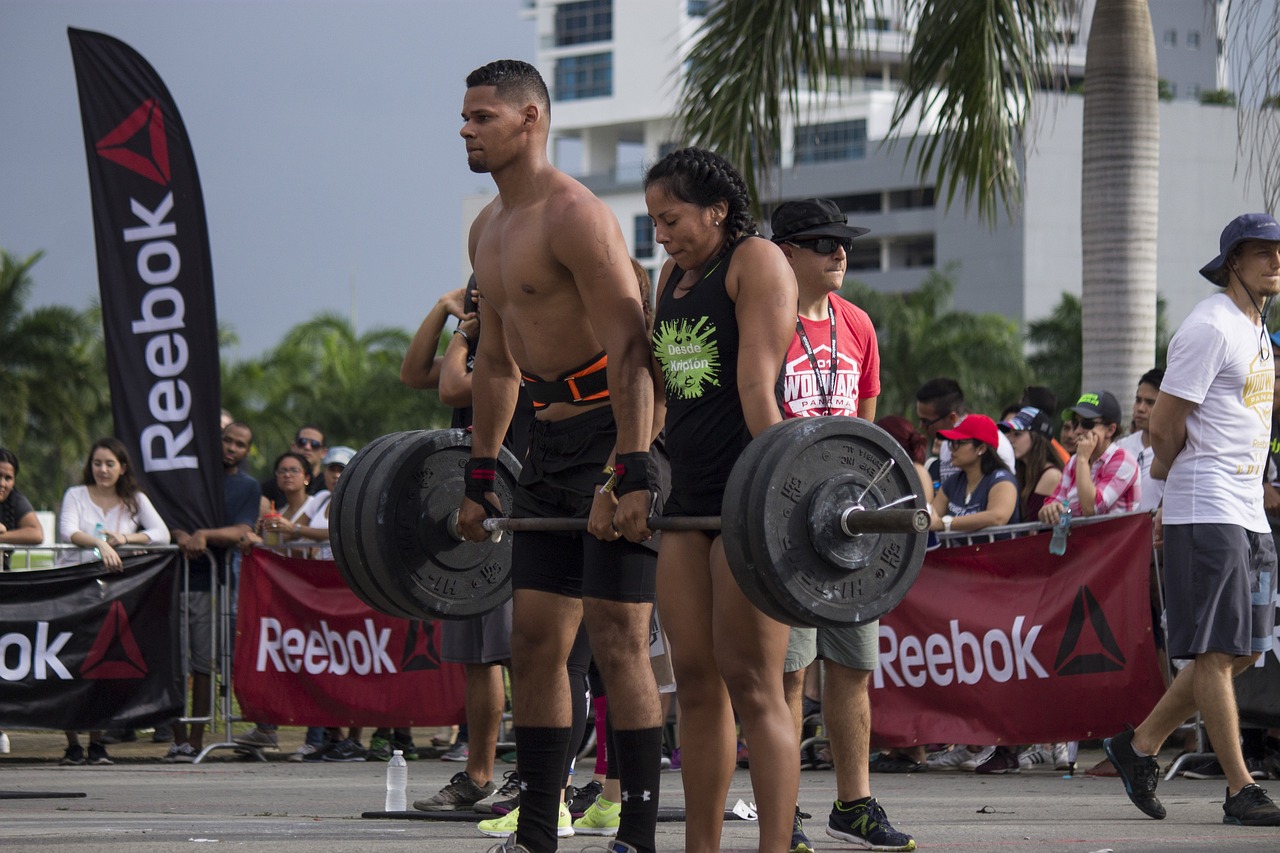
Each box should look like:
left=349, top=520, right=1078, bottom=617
left=510, top=406, right=663, bottom=603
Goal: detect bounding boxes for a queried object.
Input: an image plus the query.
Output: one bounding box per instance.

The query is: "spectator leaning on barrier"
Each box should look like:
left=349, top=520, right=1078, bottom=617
left=930, top=414, right=1020, bottom=535
left=1039, top=391, right=1140, bottom=526
left=166, top=422, right=261, bottom=763
left=0, top=447, right=44, bottom=571
left=997, top=407, right=1064, bottom=521
left=260, top=425, right=327, bottom=508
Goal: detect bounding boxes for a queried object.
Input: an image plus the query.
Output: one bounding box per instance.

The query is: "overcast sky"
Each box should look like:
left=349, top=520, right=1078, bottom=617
left=1, top=0, right=534, bottom=360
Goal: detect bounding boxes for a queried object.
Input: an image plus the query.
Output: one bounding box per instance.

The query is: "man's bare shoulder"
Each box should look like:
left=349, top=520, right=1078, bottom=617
left=541, top=171, right=618, bottom=228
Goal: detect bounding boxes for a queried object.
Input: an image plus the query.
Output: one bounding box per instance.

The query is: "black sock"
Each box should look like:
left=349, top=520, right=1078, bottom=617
left=605, top=711, right=619, bottom=780
left=613, top=726, right=663, bottom=853
left=514, top=726, right=572, bottom=853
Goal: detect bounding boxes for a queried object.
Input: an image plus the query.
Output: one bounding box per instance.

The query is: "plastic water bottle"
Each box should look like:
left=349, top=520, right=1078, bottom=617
left=1049, top=502, right=1071, bottom=556
left=385, top=749, right=408, bottom=811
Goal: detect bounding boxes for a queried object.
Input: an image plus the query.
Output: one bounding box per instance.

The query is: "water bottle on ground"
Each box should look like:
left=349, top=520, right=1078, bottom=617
left=1048, top=502, right=1071, bottom=556
left=385, top=749, right=408, bottom=811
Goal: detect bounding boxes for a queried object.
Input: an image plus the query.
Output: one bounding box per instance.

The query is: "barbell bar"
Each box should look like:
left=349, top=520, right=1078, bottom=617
left=450, top=508, right=930, bottom=537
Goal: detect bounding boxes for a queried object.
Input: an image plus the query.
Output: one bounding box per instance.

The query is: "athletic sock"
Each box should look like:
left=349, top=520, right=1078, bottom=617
left=613, top=726, right=663, bottom=853
left=514, top=726, right=572, bottom=853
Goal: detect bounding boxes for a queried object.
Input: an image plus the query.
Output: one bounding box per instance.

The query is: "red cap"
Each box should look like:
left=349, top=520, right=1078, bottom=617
left=937, top=414, right=999, bottom=450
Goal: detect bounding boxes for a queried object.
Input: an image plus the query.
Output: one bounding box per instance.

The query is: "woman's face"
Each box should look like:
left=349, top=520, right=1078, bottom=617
left=1008, top=429, right=1031, bottom=460
left=949, top=438, right=983, bottom=468
left=91, top=447, right=124, bottom=490
left=644, top=183, right=727, bottom=270
left=275, top=459, right=309, bottom=495
left=324, top=463, right=344, bottom=492
left=0, top=461, right=14, bottom=503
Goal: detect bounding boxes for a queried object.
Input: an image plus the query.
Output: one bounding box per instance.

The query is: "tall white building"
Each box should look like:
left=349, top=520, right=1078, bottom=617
left=464, top=0, right=1259, bottom=336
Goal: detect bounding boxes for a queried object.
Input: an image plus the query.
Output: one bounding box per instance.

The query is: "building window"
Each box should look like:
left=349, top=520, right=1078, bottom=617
left=1187, top=31, right=1201, bottom=50
left=828, top=192, right=881, bottom=214
left=888, top=187, right=936, bottom=211
left=890, top=235, right=935, bottom=269
left=846, top=242, right=880, bottom=272
left=1163, top=29, right=1177, bottom=48
left=554, top=52, right=613, bottom=101
left=634, top=215, right=654, bottom=259
left=554, top=0, right=612, bottom=47
left=793, top=118, right=867, bottom=164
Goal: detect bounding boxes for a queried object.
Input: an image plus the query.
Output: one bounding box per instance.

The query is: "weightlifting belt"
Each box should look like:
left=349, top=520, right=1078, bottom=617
left=522, top=351, right=609, bottom=411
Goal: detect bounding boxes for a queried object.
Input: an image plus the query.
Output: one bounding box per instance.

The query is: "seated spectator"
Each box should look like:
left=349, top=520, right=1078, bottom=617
left=1039, top=391, right=1140, bottom=525
left=56, top=438, right=171, bottom=765
left=998, top=407, right=1064, bottom=521
left=0, top=447, right=44, bottom=570
left=929, top=414, right=1020, bottom=535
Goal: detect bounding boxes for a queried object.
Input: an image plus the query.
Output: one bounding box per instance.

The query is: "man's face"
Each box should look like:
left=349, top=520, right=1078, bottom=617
left=915, top=400, right=954, bottom=441
left=292, top=428, right=326, bottom=467
left=782, top=237, right=848, bottom=294
left=1131, top=382, right=1159, bottom=433
left=1059, top=418, right=1079, bottom=453
left=222, top=425, right=252, bottom=469
left=460, top=86, right=527, bottom=175
left=1229, top=240, right=1280, bottom=299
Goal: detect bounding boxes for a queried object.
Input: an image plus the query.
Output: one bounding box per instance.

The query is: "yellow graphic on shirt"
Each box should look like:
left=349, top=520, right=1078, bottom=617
left=653, top=317, right=720, bottom=400
left=1238, top=350, right=1275, bottom=476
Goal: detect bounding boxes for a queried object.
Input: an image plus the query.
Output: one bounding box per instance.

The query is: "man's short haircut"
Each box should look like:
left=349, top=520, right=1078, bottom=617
left=466, top=59, right=550, bottom=115
left=224, top=421, right=254, bottom=445
left=915, top=377, right=965, bottom=416
left=1138, top=368, right=1164, bottom=390
left=1020, top=385, right=1057, bottom=413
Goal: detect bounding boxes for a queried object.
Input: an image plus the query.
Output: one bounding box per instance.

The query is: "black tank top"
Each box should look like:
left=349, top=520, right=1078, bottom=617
left=653, top=238, right=754, bottom=501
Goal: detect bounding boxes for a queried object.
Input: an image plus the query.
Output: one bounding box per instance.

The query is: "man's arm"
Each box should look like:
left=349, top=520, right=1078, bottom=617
left=1149, top=391, right=1198, bottom=480
left=731, top=240, right=799, bottom=436
left=400, top=287, right=470, bottom=389
left=857, top=396, right=878, bottom=421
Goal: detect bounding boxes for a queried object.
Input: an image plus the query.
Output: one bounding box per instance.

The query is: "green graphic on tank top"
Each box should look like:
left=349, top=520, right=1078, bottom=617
left=654, top=316, right=720, bottom=399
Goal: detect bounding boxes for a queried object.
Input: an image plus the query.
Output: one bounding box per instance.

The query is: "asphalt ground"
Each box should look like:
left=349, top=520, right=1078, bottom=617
left=1, top=729, right=1279, bottom=851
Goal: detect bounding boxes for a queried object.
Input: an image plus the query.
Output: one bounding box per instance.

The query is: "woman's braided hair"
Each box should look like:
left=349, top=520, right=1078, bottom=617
left=643, top=147, right=757, bottom=246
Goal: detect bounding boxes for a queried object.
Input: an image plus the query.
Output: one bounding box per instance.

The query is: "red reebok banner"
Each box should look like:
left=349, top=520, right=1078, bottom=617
left=68, top=28, right=221, bottom=534
left=233, top=550, right=466, bottom=727
left=0, top=553, right=183, bottom=730
left=871, top=514, right=1164, bottom=746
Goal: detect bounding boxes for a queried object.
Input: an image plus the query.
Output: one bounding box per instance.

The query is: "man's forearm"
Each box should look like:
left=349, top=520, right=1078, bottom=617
left=607, top=338, right=656, bottom=454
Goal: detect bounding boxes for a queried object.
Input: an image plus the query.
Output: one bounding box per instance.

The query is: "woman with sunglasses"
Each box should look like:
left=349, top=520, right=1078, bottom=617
left=998, top=407, right=1065, bottom=521
left=928, top=414, right=1020, bottom=535
left=1038, top=390, right=1141, bottom=526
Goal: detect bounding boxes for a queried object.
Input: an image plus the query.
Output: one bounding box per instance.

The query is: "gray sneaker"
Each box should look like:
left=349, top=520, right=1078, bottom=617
left=413, top=770, right=496, bottom=811
left=232, top=728, right=279, bottom=749
left=474, top=770, right=521, bottom=814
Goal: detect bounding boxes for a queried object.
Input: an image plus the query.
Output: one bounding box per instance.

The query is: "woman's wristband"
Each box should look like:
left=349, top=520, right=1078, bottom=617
left=453, top=329, right=471, bottom=345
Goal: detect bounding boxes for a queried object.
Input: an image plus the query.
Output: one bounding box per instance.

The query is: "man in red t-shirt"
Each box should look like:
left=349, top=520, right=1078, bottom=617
left=770, top=199, right=914, bottom=853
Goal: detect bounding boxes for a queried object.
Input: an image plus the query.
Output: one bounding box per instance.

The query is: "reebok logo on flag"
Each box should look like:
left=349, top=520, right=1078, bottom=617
left=95, top=98, right=170, bottom=185
left=80, top=600, right=148, bottom=679
left=399, top=621, right=441, bottom=673
left=1053, top=586, right=1126, bottom=675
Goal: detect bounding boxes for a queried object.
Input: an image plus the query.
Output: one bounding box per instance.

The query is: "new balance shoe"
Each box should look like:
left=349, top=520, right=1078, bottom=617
left=568, top=779, right=603, bottom=818
left=232, top=727, right=279, bottom=749
left=475, top=770, right=521, bottom=814
left=1102, top=728, right=1165, bottom=819
left=60, top=744, right=86, bottom=766
left=440, top=740, right=469, bottom=762
left=1223, top=784, right=1280, bottom=826
left=1017, top=745, right=1052, bottom=770
left=573, top=795, right=620, bottom=836
left=827, top=797, right=916, bottom=851
left=163, top=742, right=197, bottom=763
left=790, top=806, right=815, bottom=853
left=87, top=742, right=114, bottom=766
left=414, top=771, right=496, bottom=811
left=477, top=804, right=574, bottom=838
left=323, top=738, right=367, bottom=762
left=975, top=747, right=1020, bottom=774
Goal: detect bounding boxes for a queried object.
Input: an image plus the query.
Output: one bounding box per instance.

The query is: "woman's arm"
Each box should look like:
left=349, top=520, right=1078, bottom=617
left=730, top=240, right=798, bottom=437
left=947, top=480, right=1019, bottom=531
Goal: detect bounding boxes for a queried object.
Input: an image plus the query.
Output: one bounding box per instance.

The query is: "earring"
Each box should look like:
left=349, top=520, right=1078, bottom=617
left=714, top=220, right=720, bottom=226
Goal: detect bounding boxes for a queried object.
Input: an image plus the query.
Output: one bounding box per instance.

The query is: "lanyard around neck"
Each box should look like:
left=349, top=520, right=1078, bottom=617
left=795, top=303, right=838, bottom=416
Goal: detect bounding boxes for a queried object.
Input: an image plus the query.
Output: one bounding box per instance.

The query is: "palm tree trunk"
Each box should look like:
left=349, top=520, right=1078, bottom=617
left=1081, top=0, right=1159, bottom=413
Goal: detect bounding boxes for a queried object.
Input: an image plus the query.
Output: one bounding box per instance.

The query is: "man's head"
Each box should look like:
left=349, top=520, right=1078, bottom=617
left=292, top=425, right=327, bottom=470
left=1199, top=213, right=1280, bottom=289
left=461, top=60, right=550, bottom=174
left=770, top=199, right=869, bottom=296
left=914, top=377, right=965, bottom=440
left=1131, top=368, right=1163, bottom=434
left=1020, top=385, right=1057, bottom=414
left=222, top=422, right=253, bottom=471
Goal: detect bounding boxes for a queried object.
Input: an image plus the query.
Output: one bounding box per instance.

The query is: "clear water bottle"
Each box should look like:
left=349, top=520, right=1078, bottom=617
left=1049, top=502, right=1071, bottom=556
left=385, top=749, right=408, bottom=811
left=93, top=522, right=106, bottom=560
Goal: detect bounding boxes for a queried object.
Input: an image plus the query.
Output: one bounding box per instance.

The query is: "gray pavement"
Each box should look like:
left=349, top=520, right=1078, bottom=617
left=1, top=731, right=1279, bottom=851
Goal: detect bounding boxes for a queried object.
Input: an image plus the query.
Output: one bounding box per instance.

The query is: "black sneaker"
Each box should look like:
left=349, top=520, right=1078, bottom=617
left=1103, top=728, right=1166, bottom=819
left=568, top=779, right=603, bottom=818
left=322, top=738, right=367, bottom=762
left=391, top=739, right=419, bottom=761
left=87, top=742, right=114, bottom=766
left=826, top=797, right=916, bottom=851
left=1181, top=757, right=1225, bottom=779
left=1223, top=783, right=1280, bottom=826
left=60, top=744, right=86, bottom=766
left=790, top=807, right=815, bottom=853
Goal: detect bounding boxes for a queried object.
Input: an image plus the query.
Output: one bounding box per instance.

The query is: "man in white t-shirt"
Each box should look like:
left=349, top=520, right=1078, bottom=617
left=1112, top=368, right=1165, bottom=513
left=1103, top=213, right=1280, bottom=826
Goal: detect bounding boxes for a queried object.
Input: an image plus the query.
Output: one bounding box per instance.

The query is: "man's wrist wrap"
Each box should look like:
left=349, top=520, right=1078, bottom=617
left=612, top=452, right=651, bottom=497
left=464, top=458, right=498, bottom=506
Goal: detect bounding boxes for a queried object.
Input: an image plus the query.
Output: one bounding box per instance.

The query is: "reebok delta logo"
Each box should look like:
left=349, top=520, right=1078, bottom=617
left=1053, top=585, right=1126, bottom=675
left=95, top=98, right=170, bottom=185
left=399, top=621, right=441, bottom=673
left=81, top=600, right=149, bottom=679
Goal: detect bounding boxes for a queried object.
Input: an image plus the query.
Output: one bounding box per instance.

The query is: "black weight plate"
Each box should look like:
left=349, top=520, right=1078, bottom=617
left=332, top=433, right=427, bottom=619
left=361, top=429, right=521, bottom=620
left=727, top=417, right=927, bottom=628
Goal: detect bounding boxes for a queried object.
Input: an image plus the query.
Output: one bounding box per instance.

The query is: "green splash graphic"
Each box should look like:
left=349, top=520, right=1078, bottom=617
left=653, top=316, right=720, bottom=399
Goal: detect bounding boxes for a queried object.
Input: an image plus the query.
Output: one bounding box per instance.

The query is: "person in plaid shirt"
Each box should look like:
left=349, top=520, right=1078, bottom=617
left=1038, top=390, right=1140, bottom=524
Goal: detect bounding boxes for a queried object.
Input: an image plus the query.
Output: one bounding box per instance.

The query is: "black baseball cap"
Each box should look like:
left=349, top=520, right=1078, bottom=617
left=770, top=198, right=870, bottom=243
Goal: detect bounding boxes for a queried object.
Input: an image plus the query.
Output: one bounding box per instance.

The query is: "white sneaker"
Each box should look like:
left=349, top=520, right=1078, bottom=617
left=925, top=745, right=977, bottom=770
left=1017, top=745, right=1051, bottom=770
left=289, top=743, right=320, bottom=763
left=1052, top=742, right=1073, bottom=771
left=960, top=745, right=996, bottom=771
left=0, top=732, right=9, bottom=754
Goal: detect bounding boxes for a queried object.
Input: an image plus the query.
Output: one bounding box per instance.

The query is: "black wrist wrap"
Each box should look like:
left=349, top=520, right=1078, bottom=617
left=612, top=452, right=651, bottom=497
left=464, top=458, right=498, bottom=505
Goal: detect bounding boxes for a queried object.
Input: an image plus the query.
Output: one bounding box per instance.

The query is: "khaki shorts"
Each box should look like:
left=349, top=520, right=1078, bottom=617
left=785, top=620, right=880, bottom=673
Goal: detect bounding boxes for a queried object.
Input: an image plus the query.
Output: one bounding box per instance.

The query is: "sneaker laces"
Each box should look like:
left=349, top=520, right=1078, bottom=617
left=1132, top=755, right=1160, bottom=794
left=446, top=770, right=473, bottom=790
left=495, top=770, right=521, bottom=797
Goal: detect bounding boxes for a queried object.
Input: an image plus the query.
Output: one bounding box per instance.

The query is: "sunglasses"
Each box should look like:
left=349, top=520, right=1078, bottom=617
left=294, top=437, right=323, bottom=449
left=788, top=237, right=854, bottom=255
left=1072, top=418, right=1101, bottom=430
